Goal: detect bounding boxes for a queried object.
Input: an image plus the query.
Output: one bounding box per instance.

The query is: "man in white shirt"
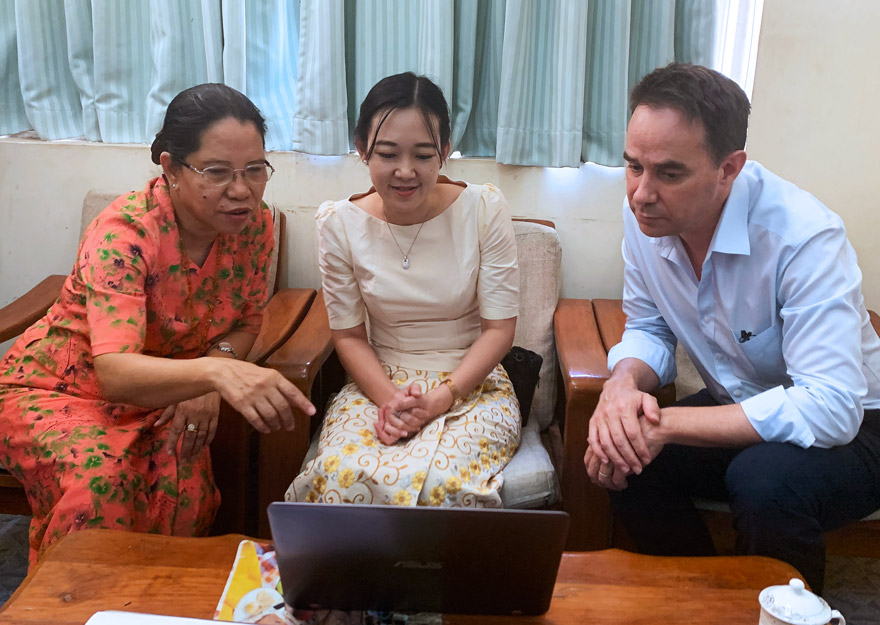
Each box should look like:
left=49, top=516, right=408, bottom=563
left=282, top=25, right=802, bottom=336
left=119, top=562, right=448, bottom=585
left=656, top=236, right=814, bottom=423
left=585, top=63, right=880, bottom=592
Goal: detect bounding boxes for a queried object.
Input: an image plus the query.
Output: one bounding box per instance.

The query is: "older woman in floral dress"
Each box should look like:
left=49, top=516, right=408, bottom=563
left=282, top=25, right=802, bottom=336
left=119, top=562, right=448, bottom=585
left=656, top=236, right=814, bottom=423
left=0, top=83, right=314, bottom=565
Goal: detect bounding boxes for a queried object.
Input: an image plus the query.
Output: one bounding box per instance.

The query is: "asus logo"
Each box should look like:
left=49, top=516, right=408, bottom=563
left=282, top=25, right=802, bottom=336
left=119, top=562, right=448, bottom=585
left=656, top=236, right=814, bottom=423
left=393, top=560, right=442, bottom=569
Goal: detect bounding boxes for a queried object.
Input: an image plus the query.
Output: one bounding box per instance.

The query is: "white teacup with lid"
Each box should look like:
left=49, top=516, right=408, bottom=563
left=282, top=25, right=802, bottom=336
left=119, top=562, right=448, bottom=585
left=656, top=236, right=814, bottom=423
left=759, top=578, right=845, bottom=625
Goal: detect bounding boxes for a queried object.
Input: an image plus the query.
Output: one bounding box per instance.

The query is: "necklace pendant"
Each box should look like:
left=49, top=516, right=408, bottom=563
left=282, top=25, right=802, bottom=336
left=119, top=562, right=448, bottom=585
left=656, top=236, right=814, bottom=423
left=402, top=256, right=410, bottom=270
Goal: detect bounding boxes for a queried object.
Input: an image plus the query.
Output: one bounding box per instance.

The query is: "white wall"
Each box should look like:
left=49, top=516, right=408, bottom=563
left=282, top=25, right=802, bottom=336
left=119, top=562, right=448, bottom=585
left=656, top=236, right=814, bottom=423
left=747, top=0, right=880, bottom=311
left=2, top=0, right=879, bottom=353
left=0, top=140, right=627, bottom=309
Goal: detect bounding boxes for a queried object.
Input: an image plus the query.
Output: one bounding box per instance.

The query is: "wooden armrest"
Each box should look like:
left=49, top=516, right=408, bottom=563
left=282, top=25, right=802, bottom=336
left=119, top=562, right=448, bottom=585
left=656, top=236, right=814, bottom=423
left=244, top=290, right=335, bottom=537
left=591, top=298, right=626, bottom=352
left=555, top=298, right=611, bottom=398
left=247, top=288, right=316, bottom=365
left=212, top=287, right=317, bottom=537
left=554, top=298, right=613, bottom=550
left=870, top=309, right=879, bottom=336
left=0, top=275, right=66, bottom=343
left=263, top=289, right=334, bottom=397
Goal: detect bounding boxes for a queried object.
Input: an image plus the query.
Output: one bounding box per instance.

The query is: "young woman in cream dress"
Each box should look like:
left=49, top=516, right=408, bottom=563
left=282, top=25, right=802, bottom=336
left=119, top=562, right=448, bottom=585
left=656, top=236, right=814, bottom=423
left=287, top=72, right=520, bottom=507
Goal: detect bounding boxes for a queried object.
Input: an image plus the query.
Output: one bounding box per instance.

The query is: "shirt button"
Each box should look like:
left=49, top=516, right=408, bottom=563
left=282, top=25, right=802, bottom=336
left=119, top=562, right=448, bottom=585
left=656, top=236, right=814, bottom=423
left=703, top=316, right=710, bottom=325
left=733, top=389, right=742, bottom=398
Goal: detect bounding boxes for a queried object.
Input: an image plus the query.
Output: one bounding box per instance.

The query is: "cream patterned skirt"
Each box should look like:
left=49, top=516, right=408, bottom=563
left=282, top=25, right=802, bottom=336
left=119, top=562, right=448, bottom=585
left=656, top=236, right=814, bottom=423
left=286, top=364, right=521, bottom=507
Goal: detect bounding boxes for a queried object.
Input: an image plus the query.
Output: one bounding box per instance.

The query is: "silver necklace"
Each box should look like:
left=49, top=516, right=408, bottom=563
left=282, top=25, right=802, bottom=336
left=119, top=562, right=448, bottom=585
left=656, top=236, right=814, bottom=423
left=383, top=205, right=431, bottom=270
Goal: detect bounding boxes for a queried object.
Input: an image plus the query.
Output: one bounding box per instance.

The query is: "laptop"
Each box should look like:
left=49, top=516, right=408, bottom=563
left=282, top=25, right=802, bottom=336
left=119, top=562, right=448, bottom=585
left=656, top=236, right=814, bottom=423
left=267, top=502, right=570, bottom=616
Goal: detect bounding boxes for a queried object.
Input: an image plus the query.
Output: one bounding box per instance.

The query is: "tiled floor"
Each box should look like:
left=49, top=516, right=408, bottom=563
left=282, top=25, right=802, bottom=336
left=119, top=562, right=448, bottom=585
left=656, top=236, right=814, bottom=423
left=0, top=514, right=878, bottom=623
left=825, top=555, right=880, bottom=625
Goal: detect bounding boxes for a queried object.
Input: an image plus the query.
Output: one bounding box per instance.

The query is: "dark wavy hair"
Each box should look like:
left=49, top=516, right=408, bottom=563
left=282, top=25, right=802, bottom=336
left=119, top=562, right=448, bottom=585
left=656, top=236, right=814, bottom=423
left=150, top=83, right=267, bottom=164
left=354, top=72, right=451, bottom=162
left=630, top=63, right=750, bottom=165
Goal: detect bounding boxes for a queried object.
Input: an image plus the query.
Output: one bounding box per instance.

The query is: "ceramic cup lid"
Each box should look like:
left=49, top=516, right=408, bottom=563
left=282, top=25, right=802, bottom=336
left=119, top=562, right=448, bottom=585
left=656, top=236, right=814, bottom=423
left=759, top=578, right=832, bottom=625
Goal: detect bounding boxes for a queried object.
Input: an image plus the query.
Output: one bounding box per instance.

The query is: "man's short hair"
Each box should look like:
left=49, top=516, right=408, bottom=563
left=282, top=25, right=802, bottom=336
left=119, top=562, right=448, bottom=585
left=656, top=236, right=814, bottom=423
left=630, top=63, right=750, bottom=165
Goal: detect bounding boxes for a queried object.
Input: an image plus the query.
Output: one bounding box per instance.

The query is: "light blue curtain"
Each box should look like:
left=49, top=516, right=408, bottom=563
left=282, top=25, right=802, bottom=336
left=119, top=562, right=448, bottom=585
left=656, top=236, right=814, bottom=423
left=451, top=0, right=505, bottom=156
left=292, top=0, right=348, bottom=153
left=578, top=0, right=716, bottom=165
left=496, top=0, right=716, bottom=165
left=292, top=0, right=717, bottom=166
left=342, top=0, right=456, bottom=141
left=145, top=0, right=223, bottom=144
left=224, top=0, right=300, bottom=150
left=0, top=0, right=29, bottom=135
left=13, top=0, right=84, bottom=140
left=1, top=0, right=718, bottom=166
left=3, top=0, right=296, bottom=150
left=495, top=0, right=590, bottom=167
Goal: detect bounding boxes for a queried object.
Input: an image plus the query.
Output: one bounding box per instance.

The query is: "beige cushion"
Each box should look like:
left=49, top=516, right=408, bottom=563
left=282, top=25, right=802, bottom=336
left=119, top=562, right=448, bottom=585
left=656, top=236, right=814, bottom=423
left=497, top=221, right=562, bottom=508
left=674, top=344, right=704, bottom=400
left=499, top=421, right=558, bottom=508
left=510, top=221, right=562, bottom=431
left=81, top=191, right=119, bottom=240
left=265, top=205, right=282, bottom=294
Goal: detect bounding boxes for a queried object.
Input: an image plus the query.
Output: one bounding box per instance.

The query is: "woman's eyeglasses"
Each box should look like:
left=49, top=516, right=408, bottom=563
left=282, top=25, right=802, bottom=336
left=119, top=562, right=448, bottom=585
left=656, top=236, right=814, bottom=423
left=178, top=159, right=274, bottom=187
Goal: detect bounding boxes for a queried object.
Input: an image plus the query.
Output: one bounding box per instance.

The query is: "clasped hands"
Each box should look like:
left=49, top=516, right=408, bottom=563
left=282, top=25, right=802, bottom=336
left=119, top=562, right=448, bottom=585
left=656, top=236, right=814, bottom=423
left=584, top=378, right=666, bottom=491
left=375, top=383, right=451, bottom=446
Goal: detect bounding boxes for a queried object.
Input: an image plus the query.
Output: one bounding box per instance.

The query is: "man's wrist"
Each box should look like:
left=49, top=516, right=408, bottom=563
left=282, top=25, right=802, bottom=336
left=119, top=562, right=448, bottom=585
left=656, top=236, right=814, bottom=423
left=644, top=409, right=668, bottom=445
left=604, top=370, right=639, bottom=393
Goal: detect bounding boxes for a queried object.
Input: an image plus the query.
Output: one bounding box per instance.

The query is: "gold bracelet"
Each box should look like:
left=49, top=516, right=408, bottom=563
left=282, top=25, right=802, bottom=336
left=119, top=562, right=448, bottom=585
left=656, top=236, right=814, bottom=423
left=440, top=378, right=463, bottom=409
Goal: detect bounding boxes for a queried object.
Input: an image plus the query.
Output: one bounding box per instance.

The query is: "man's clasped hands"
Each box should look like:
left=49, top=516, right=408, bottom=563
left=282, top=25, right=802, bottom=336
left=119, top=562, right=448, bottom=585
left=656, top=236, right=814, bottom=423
left=585, top=374, right=666, bottom=491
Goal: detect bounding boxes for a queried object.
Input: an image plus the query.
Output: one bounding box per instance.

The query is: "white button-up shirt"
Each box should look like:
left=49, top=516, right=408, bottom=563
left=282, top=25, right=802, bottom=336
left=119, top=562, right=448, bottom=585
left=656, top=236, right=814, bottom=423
left=608, top=161, right=880, bottom=448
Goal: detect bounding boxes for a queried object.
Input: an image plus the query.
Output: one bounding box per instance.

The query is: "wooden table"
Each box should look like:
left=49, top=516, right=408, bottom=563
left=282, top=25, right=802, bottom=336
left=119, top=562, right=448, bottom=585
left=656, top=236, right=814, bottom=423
left=0, top=529, right=801, bottom=624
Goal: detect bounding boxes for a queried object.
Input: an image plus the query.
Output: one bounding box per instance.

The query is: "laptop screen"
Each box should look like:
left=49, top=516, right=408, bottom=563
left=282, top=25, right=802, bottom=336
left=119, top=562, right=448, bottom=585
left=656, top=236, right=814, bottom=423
left=268, top=502, right=570, bottom=616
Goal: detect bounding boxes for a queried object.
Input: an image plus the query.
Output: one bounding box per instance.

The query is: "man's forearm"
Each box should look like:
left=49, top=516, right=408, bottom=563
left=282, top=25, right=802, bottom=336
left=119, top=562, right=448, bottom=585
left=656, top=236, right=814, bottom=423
left=653, top=403, right=763, bottom=447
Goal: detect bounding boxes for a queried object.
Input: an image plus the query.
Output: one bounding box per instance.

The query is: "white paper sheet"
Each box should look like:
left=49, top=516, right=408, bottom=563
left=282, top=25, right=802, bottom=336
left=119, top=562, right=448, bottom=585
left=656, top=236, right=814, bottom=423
left=85, top=611, right=219, bottom=624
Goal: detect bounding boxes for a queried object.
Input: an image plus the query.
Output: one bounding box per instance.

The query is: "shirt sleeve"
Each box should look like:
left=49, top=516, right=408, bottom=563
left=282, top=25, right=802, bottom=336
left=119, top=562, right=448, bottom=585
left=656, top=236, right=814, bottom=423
left=476, top=184, right=519, bottom=320
left=741, top=225, right=868, bottom=448
left=607, top=202, right=678, bottom=384
left=79, top=209, right=153, bottom=356
left=316, top=202, right=367, bottom=330
left=234, top=203, right=276, bottom=335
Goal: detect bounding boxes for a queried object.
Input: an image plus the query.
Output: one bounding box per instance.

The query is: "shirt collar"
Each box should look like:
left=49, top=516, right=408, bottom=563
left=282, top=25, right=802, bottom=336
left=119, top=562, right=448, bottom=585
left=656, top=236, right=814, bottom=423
left=707, top=172, right=751, bottom=256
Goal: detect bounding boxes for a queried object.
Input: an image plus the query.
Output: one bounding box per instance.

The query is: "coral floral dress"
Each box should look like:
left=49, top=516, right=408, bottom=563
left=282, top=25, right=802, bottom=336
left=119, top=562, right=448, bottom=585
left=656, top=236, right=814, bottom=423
left=0, top=177, right=274, bottom=564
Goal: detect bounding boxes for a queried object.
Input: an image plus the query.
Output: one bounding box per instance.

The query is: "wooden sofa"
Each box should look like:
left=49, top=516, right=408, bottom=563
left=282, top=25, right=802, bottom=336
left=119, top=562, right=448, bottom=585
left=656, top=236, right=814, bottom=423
left=253, top=220, right=614, bottom=550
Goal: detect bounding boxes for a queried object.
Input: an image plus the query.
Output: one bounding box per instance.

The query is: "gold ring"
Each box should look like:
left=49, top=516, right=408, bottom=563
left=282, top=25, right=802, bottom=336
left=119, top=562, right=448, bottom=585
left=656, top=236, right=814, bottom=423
left=186, top=423, right=199, bottom=433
